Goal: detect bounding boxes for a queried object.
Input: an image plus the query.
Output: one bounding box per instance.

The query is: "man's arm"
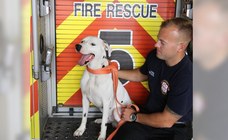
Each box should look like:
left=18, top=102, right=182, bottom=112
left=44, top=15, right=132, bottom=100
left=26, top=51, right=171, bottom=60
left=136, top=106, right=182, bottom=128
left=118, top=68, right=148, bottom=82
left=122, top=106, right=181, bottom=128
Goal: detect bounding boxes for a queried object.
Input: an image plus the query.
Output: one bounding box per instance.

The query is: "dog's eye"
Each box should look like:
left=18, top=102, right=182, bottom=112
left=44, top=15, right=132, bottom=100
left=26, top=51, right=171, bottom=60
left=81, top=41, right=84, bottom=43
left=91, top=43, right=96, bottom=46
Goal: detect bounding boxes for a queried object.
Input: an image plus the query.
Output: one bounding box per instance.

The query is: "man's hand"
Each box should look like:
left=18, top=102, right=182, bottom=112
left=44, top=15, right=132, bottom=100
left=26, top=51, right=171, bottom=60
left=121, top=105, right=137, bottom=122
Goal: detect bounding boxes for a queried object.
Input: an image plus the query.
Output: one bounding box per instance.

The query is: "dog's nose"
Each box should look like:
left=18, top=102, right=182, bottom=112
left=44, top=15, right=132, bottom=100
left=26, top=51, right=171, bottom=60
left=75, top=44, right=82, bottom=52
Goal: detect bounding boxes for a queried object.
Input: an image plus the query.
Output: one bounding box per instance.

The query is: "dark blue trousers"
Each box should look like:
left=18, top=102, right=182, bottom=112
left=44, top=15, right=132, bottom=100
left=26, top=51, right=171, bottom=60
left=112, top=122, right=192, bottom=140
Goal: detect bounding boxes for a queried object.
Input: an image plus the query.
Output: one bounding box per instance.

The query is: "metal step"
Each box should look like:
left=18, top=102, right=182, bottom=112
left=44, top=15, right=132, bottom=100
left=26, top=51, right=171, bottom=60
left=42, top=118, right=115, bottom=140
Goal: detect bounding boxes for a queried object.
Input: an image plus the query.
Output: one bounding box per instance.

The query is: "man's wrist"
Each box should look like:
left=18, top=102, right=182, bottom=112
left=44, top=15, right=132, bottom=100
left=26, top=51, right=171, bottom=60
left=129, top=113, right=137, bottom=122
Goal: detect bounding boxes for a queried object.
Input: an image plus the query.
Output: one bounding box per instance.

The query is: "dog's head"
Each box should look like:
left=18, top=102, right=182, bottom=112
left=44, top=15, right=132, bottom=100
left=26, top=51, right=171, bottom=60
left=75, top=36, right=112, bottom=66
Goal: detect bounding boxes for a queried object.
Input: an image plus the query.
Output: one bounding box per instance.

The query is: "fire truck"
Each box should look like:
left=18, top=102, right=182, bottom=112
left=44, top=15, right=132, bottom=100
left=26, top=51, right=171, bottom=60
left=30, top=0, right=192, bottom=139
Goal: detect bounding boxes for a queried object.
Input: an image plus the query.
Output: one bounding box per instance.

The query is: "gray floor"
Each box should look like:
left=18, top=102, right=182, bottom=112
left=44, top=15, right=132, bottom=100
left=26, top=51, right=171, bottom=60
left=42, top=118, right=115, bottom=140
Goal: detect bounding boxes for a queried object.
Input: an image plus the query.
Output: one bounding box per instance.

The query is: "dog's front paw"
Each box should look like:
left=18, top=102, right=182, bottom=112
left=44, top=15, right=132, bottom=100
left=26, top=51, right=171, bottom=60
left=97, top=136, right=106, bottom=140
left=94, top=118, right=102, bottom=124
left=73, top=127, right=85, bottom=137
left=97, top=131, right=106, bottom=140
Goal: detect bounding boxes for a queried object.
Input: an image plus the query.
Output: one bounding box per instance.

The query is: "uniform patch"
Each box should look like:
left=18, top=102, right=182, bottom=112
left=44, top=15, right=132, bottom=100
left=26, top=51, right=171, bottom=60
left=161, top=80, right=170, bottom=95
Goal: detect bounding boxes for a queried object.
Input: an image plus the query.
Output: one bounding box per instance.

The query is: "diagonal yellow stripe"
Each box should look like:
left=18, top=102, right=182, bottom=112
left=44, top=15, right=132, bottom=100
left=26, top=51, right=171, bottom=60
left=141, top=81, right=150, bottom=91
left=56, top=0, right=115, bottom=56
left=56, top=12, right=95, bottom=56
left=30, top=112, right=40, bottom=139
left=136, top=13, right=164, bottom=41
left=24, top=92, right=30, bottom=130
left=57, top=65, right=85, bottom=104
left=118, top=0, right=164, bottom=41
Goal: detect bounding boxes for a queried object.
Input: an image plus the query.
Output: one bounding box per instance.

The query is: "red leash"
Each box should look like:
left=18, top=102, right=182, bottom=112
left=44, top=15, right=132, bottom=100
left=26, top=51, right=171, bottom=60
left=86, top=62, right=140, bottom=140
left=106, top=104, right=139, bottom=140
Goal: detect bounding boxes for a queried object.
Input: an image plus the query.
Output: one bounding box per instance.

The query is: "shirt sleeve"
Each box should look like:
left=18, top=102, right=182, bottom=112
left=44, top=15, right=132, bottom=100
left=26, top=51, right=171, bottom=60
left=139, top=60, right=148, bottom=75
left=139, top=49, right=156, bottom=75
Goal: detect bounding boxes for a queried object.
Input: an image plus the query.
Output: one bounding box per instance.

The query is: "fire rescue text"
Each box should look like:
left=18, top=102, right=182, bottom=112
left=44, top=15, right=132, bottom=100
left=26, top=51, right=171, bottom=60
left=74, top=2, right=158, bottom=18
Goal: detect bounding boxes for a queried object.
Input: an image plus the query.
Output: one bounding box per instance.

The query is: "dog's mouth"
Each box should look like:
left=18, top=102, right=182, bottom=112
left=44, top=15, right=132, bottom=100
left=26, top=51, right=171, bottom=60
left=78, top=53, right=95, bottom=66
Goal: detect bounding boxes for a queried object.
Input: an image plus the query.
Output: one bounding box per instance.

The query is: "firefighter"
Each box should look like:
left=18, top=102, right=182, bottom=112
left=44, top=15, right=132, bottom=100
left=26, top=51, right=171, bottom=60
left=112, top=17, right=192, bottom=140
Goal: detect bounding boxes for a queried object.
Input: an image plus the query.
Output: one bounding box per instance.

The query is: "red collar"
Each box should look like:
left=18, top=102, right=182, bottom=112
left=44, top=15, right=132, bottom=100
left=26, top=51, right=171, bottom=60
left=86, top=61, right=119, bottom=94
left=86, top=61, right=118, bottom=75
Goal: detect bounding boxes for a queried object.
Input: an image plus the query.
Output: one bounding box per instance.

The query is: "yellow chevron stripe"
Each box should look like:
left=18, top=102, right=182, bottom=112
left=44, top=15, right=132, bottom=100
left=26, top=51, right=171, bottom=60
left=56, top=0, right=114, bottom=56
left=30, top=112, right=40, bottom=139
left=57, top=65, right=85, bottom=103
left=141, top=81, right=150, bottom=91
left=24, top=91, right=30, bottom=130
left=136, top=13, right=164, bottom=41
left=56, top=12, right=95, bottom=56
left=118, top=0, right=163, bottom=41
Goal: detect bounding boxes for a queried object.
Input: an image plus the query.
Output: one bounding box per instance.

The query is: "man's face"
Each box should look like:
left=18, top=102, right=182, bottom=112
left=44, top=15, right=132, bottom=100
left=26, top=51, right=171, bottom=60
left=155, top=25, right=180, bottom=63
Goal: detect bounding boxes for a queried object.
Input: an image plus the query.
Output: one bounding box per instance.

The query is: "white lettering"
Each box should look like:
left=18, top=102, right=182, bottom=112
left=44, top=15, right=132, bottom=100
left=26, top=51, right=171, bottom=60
left=74, top=3, right=158, bottom=19
left=106, top=3, right=158, bottom=19
left=74, top=2, right=101, bottom=17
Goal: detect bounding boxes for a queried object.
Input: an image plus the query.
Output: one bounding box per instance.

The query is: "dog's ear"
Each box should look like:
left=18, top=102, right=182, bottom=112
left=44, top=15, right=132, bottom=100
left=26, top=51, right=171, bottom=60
left=103, top=40, right=112, bottom=57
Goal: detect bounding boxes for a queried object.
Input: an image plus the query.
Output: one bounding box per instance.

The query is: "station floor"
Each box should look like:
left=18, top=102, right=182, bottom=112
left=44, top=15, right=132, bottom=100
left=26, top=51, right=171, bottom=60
left=42, top=118, right=115, bottom=140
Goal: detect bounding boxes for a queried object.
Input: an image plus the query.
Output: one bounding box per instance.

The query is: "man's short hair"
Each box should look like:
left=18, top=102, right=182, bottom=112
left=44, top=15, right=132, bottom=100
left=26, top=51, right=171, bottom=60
left=161, top=18, right=192, bottom=43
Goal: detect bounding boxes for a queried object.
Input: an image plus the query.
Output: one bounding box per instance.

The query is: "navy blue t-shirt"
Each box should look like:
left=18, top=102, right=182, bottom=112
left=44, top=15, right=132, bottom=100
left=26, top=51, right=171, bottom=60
left=140, top=49, right=192, bottom=122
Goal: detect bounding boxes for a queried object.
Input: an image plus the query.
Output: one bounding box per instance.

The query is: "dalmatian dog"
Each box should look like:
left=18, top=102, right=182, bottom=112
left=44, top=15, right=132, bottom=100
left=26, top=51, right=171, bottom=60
left=73, top=36, right=132, bottom=140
